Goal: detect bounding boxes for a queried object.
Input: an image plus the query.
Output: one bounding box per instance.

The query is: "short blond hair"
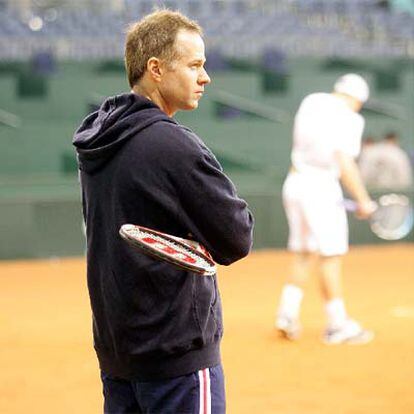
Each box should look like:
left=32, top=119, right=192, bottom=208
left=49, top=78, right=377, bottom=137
left=125, top=9, right=202, bottom=88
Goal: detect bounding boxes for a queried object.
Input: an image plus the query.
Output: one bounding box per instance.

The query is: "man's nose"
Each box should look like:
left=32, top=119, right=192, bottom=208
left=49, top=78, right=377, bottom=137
left=199, top=67, right=211, bottom=85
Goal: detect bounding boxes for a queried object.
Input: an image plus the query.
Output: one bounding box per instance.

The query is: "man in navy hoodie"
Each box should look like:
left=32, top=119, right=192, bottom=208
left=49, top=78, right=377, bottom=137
left=73, top=9, right=254, bottom=414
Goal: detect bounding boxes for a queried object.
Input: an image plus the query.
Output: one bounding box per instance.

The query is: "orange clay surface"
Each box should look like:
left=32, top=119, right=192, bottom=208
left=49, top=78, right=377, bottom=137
left=0, top=244, right=413, bottom=414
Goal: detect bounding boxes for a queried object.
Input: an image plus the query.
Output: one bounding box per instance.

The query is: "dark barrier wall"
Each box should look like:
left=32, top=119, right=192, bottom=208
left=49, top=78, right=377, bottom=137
left=0, top=185, right=412, bottom=260
left=0, top=197, right=85, bottom=259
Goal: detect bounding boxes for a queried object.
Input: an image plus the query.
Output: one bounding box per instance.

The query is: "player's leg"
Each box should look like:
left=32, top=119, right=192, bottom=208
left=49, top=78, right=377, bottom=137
left=290, top=251, right=316, bottom=288
left=134, top=365, right=225, bottom=414
left=309, top=184, right=374, bottom=344
left=276, top=173, right=315, bottom=339
left=319, top=254, right=347, bottom=327
left=276, top=251, right=314, bottom=339
left=101, top=371, right=142, bottom=413
left=318, top=253, right=374, bottom=344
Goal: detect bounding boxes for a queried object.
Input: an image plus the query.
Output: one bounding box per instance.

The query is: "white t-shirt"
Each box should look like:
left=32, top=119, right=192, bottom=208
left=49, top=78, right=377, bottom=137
left=291, top=93, right=365, bottom=178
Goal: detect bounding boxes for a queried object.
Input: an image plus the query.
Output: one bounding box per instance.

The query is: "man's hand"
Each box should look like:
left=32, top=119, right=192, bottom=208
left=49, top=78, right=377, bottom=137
left=355, top=200, right=377, bottom=220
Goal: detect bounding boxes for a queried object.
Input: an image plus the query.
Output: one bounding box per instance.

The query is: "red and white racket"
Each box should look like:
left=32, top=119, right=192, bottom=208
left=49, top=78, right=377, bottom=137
left=119, top=224, right=217, bottom=276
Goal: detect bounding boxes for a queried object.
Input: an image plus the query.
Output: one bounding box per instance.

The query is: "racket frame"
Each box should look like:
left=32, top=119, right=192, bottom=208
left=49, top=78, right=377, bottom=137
left=370, top=194, right=413, bottom=240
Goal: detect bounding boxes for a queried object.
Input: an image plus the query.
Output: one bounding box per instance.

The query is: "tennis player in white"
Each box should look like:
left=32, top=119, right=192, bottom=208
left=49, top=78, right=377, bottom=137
left=276, top=74, right=376, bottom=344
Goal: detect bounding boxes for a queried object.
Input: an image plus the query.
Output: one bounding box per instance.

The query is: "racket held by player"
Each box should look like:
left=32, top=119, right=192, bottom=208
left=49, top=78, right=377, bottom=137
left=344, top=193, right=413, bottom=241
left=119, top=224, right=217, bottom=276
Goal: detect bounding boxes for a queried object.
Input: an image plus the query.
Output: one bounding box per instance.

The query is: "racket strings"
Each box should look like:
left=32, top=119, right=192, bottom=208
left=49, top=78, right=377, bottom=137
left=373, top=206, right=407, bottom=229
left=371, top=195, right=413, bottom=240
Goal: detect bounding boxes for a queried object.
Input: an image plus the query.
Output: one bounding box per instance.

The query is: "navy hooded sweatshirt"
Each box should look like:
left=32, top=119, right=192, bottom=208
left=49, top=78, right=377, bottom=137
left=73, top=93, right=254, bottom=380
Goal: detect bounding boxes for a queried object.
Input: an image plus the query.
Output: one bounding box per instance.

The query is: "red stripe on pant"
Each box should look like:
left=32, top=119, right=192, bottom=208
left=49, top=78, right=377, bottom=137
left=203, top=369, right=207, bottom=413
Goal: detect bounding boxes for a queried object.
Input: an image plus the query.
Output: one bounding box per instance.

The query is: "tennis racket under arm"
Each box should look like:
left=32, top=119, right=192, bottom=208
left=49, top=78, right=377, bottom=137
left=344, top=193, right=413, bottom=240
left=119, top=224, right=217, bottom=276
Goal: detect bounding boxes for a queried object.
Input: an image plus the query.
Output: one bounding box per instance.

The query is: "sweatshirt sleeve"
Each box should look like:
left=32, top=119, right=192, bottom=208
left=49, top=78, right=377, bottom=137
left=165, top=125, right=254, bottom=265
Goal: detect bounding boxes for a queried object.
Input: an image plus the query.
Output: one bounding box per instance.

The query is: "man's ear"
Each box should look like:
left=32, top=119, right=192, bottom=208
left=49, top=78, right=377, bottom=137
left=147, top=57, right=162, bottom=82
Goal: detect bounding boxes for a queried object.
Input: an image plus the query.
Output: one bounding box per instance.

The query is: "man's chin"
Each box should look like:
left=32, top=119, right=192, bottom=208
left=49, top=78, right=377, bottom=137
left=183, top=101, right=199, bottom=111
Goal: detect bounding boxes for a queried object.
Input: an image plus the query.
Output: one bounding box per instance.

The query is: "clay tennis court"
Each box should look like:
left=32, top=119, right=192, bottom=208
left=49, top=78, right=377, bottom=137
left=1, top=244, right=413, bottom=413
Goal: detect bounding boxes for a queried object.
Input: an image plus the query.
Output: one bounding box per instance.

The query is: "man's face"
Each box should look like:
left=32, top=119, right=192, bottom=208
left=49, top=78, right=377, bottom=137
left=158, top=30, right=211, bottom=116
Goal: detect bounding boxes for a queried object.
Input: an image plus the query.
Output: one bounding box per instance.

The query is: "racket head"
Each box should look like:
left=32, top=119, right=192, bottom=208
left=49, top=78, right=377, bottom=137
left=119, top=224, right=217, bottom=276
left=369, top=194, right=413, bottom=240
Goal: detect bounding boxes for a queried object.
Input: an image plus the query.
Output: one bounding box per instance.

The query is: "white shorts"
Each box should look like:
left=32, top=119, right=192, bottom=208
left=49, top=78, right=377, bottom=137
left=282, top=171, right=348, bottom=256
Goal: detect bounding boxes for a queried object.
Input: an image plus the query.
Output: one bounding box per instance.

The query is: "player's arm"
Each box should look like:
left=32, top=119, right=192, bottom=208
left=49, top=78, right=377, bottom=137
left=167, top=132, right=253, bottom=265
left=176, top=149, right=254, bottom=265
left=335, top=151, right=375, bottom=219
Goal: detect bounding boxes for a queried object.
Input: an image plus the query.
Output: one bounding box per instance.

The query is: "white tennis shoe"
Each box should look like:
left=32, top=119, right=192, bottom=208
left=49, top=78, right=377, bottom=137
left=323, top=319, right=374, bottom=345
left=276, top=315, right=301, bottom=340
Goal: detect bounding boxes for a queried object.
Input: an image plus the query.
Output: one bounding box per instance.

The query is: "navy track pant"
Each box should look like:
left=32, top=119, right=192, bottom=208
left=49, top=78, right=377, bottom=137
left=101, top=364, right=225, bottom=414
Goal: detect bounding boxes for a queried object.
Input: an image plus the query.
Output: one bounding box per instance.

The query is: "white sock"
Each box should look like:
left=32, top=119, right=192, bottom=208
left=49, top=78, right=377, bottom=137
left=277, top=284, right=304, bottom=320
left=325, top=298, right=347, bottom=328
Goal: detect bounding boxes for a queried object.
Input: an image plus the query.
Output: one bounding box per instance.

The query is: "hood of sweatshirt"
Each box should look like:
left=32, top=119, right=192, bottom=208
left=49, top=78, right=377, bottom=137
left=73, top=93, right=175, bottom=174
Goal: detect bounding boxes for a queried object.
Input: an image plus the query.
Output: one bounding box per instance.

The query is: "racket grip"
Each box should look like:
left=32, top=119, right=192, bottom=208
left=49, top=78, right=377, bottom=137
left=343, top=199, right=378, bottom=215
left=343, top=199, right=357, bottom=212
